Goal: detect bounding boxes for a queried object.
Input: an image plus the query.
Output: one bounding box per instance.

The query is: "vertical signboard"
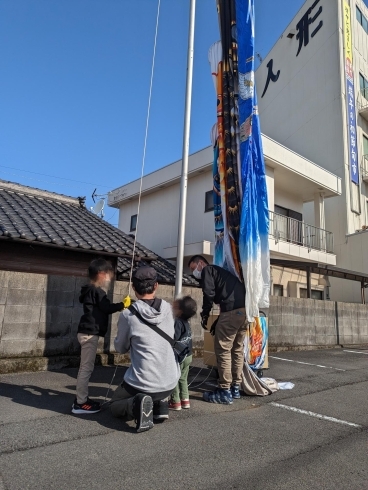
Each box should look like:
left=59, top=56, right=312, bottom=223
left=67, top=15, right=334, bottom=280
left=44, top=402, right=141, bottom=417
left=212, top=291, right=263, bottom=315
left=343, top=1, right=359, bottom=185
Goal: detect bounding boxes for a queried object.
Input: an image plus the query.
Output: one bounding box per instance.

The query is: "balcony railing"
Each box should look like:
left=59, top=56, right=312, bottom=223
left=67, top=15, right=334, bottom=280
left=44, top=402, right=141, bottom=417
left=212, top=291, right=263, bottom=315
left=269, top=211, right=334, bottom=254
left=361, top=154, right=368, bottom=181
left=357, top=89, right=368, bottom=120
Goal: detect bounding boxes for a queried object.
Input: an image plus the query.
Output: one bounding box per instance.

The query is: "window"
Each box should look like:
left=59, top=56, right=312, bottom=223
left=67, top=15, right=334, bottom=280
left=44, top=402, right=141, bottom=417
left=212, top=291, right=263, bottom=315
left=275, top=205, right=302, bottom=222
left=205, top=190, right=214, bottom=212
left=130, top=214, right=137, bottom=232
left=357, top=6, right=363, bottom=25
left=363, top=135, right=368, bottom=156
left=360, top=73, right=368, bottom=101
left=300, top=289, right=324, bottom=300
left=357, top=5, right=368, bottom=33
left=273, top=284, right=284, bottom=297
left=363, top=14, right=368, bottom=33
left=274, top=205, right=303, bottom=245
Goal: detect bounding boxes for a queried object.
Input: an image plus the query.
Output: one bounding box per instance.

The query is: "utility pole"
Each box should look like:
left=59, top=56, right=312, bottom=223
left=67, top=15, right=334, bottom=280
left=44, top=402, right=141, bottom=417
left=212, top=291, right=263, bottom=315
left=175, top=0, right=196, bottom=297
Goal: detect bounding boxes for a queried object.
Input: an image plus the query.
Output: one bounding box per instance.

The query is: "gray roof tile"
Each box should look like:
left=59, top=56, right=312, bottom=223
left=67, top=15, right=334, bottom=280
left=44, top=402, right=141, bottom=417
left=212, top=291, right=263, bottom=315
left=0, top=180, right=198, bottom=286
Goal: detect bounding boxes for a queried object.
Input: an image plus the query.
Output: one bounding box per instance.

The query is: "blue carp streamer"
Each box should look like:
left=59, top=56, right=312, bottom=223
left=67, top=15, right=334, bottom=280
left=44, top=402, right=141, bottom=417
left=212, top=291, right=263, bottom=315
left=236, top=0, right=270, bottom=321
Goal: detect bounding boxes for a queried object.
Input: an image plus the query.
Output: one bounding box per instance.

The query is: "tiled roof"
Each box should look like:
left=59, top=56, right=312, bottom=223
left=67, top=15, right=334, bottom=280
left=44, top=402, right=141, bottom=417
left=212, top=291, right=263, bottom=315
left=0, top=180, right=155, bottom=258
left=117, top=257, right=198, bottom=286
left=0, top=180, right=198, bottom=286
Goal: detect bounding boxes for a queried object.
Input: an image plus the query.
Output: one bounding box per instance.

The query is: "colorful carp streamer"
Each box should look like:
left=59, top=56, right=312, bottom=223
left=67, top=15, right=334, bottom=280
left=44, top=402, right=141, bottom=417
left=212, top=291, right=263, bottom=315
left=247, top=316, right=268, bottom=370
left=210, top=0, right=270, bottom=327
left=209, top=6, right=242, bottom=279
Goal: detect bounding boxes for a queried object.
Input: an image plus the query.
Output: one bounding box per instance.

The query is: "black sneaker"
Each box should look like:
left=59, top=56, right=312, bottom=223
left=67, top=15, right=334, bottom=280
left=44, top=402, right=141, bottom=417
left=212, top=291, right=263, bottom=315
left=153, top=400, right=169, bottom=421
left=133, top=394, right=154, bottom=433
left=72, top=398, right=101, bottom=414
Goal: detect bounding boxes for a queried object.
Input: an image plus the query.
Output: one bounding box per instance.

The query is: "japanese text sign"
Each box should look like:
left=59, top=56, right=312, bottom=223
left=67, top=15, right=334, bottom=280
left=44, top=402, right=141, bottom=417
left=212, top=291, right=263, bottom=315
left=343, top=2, right=359, bottom=185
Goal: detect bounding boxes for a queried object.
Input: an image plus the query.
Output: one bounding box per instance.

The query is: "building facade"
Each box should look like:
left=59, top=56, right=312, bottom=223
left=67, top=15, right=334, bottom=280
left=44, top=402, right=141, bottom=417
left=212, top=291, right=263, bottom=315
left=108, top=135, right=341, bottom=300
left=255, top=0, right=368, bottom=301
left=109, top=0, right=368, bottom=303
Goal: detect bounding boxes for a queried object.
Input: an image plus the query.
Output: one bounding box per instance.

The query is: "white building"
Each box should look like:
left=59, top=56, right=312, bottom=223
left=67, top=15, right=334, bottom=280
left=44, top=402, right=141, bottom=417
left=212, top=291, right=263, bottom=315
left=255, top=0, right=368, bottom=301
left=109, top=0, right=368, bottom=302
left=108, top=135, right=341, bottom=300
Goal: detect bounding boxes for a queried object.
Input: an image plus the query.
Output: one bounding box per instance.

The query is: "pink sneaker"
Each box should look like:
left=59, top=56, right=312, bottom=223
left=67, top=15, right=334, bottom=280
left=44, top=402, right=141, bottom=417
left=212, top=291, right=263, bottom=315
left=181, top=399, right=190, bottom=409
left=168, top=400, right=182, bottom=411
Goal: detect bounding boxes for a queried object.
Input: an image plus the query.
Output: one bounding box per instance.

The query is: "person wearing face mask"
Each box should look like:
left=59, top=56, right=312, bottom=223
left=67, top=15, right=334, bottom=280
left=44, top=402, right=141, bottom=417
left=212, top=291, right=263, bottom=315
left=188, top=255, right=247, bottom=405
left=72, top=258, right=127, bottom=415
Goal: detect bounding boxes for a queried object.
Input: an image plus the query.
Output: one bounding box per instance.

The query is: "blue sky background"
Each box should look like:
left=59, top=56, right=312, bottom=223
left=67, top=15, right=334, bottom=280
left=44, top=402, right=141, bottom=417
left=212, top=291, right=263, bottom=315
left=0, top=0, right=306, bottom=224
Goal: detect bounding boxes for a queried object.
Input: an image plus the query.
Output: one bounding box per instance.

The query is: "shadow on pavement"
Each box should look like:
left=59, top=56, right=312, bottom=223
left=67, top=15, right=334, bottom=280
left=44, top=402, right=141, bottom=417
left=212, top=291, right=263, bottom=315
left=0, top=366, right=132, bottom=432
left=0, top=364, right=218, bottom=432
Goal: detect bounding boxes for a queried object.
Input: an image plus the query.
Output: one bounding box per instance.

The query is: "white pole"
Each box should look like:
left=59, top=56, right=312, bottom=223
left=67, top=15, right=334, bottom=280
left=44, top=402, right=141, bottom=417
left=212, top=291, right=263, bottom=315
left=175, top=0, right=196, bottom=298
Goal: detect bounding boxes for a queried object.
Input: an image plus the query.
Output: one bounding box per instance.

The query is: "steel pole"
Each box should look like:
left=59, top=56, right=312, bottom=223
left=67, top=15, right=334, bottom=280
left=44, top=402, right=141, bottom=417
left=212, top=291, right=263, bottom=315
left=175, top=0, right=196, bottom=298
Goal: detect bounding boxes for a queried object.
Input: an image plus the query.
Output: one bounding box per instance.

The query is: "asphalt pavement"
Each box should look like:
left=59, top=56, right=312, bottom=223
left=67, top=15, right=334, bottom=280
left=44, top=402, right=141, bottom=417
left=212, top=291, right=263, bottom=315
left=0, top=348, right=367, bottom=490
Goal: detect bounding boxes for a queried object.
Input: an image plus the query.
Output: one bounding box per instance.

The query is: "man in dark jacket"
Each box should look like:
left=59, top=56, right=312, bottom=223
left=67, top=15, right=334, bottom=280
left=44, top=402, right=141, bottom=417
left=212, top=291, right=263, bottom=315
left=72, top=258, right=125, bottom=415
left=188, top=255, right=247, bottom=405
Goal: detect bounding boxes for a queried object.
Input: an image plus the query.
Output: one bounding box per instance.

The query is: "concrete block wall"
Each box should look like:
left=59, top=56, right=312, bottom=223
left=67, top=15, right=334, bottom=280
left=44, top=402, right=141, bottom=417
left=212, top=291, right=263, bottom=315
left=1, top=270, right=367, bottom=372
left=268, top=296, right=368, bottom=347
left=0, top=270, right=205, bottom=365
left=0, top=271, right=87, bottom=359
left=337, top=302, right=368, bottom=346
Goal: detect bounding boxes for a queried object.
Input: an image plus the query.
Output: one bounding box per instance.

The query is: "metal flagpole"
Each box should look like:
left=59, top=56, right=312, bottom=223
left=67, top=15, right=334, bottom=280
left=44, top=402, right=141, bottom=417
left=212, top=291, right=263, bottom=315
left=175, top=0, right=196, bottom=298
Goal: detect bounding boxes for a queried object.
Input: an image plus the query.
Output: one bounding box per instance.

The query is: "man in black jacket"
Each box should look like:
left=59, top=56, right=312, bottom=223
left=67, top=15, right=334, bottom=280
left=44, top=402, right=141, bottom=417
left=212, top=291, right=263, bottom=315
left=188, top=255, right=247, bottom=405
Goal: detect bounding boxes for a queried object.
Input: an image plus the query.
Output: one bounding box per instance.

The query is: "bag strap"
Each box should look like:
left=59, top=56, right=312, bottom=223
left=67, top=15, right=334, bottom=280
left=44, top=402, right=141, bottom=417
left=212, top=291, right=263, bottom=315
left=128, top=305, right=175, bottom=347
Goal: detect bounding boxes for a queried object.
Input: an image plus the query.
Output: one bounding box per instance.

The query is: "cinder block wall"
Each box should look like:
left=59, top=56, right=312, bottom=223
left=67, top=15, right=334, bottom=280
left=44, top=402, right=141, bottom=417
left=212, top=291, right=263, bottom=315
left=268, top=296, right=368, bottom=347
left=0, top=270, right=88, bottom=359
left=1, top=270, right=367, bottom=372
left=0, top=270, right=204, bottom=365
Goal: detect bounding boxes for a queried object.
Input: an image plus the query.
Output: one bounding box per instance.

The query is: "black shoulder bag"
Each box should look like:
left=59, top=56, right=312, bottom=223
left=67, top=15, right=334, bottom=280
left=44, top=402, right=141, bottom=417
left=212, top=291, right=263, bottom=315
left=128, top=305, right=189, bottom=364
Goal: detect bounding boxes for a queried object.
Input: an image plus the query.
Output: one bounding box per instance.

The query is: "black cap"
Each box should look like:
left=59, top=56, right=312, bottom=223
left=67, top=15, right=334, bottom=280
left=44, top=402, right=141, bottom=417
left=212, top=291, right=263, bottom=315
left=132, top=266, right=158, bottom=282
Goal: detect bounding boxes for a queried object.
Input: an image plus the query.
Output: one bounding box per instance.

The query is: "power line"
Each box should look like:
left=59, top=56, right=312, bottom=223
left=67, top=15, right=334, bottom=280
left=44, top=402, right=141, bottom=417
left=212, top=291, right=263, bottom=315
left=0, top=170, right=118, bottom=194
left=105, top=209, right=118, bottom=222
left=0, top=164, right=114, bottom=189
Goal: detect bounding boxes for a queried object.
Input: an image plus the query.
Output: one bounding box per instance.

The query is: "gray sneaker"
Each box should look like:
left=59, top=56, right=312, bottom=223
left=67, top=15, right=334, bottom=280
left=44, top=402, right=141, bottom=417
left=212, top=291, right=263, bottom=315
left=133, top=394, right=154, bottom=433
left=153, top=400, right=169, bottom=421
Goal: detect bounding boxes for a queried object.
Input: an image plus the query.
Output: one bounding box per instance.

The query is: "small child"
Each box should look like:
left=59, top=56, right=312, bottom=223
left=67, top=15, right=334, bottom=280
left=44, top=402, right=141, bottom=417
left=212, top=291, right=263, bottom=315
left=72, top=258, right=127, bottom=415
left=169, top=296, right=197, bottom=411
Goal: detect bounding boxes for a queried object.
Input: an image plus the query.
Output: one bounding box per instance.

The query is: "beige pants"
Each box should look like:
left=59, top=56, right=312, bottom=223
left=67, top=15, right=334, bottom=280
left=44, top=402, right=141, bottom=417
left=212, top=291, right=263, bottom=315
left=214, top=308, right=248, bottom=390
left=76, top=333, right=99, bottom=405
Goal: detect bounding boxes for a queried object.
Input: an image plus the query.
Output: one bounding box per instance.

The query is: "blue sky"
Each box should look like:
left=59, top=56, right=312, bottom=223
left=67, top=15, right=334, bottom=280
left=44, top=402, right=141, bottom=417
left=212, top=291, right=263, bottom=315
left=0, top=0, right=306, bottom=224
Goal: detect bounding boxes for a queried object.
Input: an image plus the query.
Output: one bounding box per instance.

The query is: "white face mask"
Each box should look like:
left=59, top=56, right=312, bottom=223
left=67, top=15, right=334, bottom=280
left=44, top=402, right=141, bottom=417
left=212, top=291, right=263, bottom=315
left=192, top=264, right=202, bottom=279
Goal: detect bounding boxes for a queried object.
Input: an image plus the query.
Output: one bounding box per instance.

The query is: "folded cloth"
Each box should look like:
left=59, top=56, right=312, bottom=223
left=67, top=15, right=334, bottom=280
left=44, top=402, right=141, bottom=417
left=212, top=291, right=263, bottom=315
left=241, top=362, right=277, bottom=396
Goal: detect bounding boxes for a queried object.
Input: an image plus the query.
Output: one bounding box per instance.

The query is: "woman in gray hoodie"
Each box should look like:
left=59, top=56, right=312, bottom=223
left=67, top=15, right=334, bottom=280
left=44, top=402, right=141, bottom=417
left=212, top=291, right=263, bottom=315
left=111, top=267, right=180, bottom=433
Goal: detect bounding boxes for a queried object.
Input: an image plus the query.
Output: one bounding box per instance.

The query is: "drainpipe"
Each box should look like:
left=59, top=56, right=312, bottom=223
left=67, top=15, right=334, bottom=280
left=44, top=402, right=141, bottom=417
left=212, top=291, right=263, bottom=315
left=335, top=301, right=340, bottom=346
left=306, top=267, right=311, bottom=299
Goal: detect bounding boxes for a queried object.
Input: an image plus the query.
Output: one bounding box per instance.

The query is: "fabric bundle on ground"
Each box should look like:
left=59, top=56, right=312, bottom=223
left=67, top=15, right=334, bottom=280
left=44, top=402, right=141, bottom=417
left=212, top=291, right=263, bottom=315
left=241, top=362, right=278, bottom=396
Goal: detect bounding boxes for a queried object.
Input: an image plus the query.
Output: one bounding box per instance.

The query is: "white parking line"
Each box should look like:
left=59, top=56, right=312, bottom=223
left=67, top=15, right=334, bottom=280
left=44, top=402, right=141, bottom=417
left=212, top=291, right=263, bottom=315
left=269, top=356, right=346, bottom=371
left=270, top=402, right=362, bottom=428
left=343, top=350, right=368, bottom=355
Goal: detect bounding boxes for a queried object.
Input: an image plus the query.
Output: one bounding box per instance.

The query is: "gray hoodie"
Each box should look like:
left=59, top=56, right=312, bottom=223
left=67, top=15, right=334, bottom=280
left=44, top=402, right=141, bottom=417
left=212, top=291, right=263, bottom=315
left=114, top=299, right=180, bottom=394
